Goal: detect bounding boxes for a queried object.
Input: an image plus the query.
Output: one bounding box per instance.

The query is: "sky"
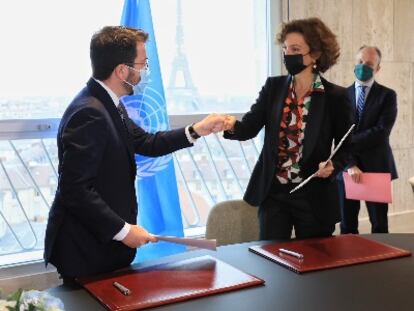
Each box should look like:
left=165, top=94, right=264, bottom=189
left=0, top=0, right=267, bottom=99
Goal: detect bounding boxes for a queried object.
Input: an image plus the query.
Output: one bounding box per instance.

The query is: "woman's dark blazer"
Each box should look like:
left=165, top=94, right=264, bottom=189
left=224, top=75, right=354, bottom=225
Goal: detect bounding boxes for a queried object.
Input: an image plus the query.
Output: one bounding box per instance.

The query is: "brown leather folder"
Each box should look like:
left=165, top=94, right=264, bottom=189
left=78, top=255, right=264, bottom=310
left=249, top=235, right=411, bottom=273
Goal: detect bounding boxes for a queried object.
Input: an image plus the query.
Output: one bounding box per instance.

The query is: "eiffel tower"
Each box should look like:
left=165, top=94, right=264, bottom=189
left=167, top=0, right=200, bottom=112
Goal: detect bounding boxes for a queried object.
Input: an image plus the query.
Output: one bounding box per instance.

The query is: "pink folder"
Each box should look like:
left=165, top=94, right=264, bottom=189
left=343, top=172, right=392, bottom=203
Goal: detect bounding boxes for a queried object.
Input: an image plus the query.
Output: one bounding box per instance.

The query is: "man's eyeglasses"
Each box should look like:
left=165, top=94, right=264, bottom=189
left=126, top=59, right=149, bottom=69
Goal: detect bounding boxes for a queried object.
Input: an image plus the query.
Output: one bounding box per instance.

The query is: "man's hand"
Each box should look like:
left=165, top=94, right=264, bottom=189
left=193, top=113, right=226, bottom=136
left=347, top=165, right=363, bottom=183
left=316, top=160, right=334, bottom=178
left=122, top=225, right=157, bottom=248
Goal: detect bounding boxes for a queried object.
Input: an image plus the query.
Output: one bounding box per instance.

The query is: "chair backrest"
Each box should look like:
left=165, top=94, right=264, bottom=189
left=205, top=200, right=260, bottom=246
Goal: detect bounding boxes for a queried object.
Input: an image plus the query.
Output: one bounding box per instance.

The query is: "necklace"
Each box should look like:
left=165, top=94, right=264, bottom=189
left=293, top=74, right=315, bottom=100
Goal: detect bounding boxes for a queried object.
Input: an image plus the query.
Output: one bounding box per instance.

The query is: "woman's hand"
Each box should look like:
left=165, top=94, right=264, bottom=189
left=224, top=115, right=236, bottom=132
left=316, top=160, right=334, bottom=178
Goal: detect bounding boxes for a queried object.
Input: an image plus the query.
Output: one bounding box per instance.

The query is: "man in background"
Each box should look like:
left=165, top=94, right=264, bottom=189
left=340, top=45, right=398, bottom=234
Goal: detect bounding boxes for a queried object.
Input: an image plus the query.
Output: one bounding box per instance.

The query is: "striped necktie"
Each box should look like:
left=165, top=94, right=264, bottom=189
left=356, top=85, right=367, bottom=123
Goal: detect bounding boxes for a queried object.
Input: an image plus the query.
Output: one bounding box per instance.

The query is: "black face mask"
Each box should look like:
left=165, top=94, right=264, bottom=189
left=283, top=54, right=309, bottom=76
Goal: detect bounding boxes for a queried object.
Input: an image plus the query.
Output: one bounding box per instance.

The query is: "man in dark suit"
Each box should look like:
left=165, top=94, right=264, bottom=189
left=340, top=45, right=398, bottom=234
left=44, top=26, right=225, bottom=279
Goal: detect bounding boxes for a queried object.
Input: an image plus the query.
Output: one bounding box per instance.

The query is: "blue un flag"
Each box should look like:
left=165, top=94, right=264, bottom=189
left=120, top=0, right=185, bottom=262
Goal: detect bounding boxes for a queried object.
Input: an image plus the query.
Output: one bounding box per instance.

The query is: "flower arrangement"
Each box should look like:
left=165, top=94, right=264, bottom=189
left=0, top=289, right=64, bottom=311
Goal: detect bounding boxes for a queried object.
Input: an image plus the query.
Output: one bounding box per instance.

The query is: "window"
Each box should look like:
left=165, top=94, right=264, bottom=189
left=0, top=0, right=280, bottom=266
left=0, top=0, right=273, bottom=118
left=0, top=0, right=124, bottom=120
left=0, top=0, right=125, bottom=265
left=152, top=0, right=268, bottom=114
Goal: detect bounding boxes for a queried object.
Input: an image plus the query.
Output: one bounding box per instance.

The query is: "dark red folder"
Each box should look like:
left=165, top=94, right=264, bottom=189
left=78, top=255, right=264, bottom=311
left=249, top=235, right=411, bottom=273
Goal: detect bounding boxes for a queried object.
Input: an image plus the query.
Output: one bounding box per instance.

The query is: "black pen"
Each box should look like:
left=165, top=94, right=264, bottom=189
left=279, top=248, right=304, bottom=259
left=113, top=281, right=132, bottom=296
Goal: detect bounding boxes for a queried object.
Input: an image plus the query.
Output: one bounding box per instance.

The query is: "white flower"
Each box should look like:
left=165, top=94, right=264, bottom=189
left=0, top=299, right=17, bottom=311
left=0, top=289, right=64, bottom=311
left=19, top=290, right=65, bottom=311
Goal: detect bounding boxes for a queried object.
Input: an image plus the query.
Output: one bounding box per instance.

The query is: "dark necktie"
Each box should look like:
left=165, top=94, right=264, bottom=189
left=117, top=102, right=129, bottom=132
left=356, top=85, right=367, bottom=124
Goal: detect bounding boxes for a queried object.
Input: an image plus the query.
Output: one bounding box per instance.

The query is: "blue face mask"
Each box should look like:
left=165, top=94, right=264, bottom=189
left=354, top=64, right=374, bottom=82
left=133, top=67, right=150, bottom=94
left=123, top=65, right=151, bottom=95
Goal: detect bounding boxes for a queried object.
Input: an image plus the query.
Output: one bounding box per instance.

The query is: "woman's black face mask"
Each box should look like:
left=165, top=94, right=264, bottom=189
left=283, top=53, right=310, bottom=75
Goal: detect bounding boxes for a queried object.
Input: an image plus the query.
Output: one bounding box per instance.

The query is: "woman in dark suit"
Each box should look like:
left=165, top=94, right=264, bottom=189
left=224, top=17, right=354, bottom=240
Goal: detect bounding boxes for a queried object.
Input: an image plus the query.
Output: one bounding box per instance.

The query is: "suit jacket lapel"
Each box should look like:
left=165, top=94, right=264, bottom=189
left=86, top=78, right=136, bottom=168
left=301, top=89, right=325, bottom=163
left=270, top=76, right=291, bottom=140
left=348, top=83, right=356, bottom=111
left=347, top=84, right=360, bottom=129
left=361, top=81, right=379, bottom=121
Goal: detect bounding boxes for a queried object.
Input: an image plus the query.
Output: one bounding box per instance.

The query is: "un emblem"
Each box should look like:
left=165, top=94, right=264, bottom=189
left=122, top=86, right=173, bottom=179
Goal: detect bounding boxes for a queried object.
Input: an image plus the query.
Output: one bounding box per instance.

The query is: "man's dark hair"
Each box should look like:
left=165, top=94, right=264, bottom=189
left=90, top=26, right=148, bottom=80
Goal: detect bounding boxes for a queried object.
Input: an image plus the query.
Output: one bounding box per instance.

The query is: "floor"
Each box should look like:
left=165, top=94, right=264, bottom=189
left=335, top=210, right=414, bottom=234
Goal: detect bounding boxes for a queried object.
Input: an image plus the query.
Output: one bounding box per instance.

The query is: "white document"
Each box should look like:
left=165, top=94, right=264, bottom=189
left=290, top=124, right=355, bottom=194
left=154, top=235, right=217, bottom=251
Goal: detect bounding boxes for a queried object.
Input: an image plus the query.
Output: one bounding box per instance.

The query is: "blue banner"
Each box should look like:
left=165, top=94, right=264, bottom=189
left=120, top=0, right=185, bottom=262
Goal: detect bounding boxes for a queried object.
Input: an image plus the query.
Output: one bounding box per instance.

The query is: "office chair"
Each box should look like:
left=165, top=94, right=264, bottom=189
left=205, top=199, right=260, bottom=246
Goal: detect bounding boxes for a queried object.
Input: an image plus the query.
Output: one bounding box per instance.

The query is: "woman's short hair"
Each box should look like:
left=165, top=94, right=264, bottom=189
left=277, top=17, right=340, bottom=73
